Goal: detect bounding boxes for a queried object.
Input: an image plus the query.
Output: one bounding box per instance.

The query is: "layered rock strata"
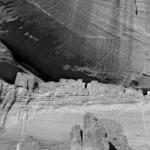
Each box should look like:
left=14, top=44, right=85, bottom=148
left=0, top=72, right=148, bottom=112
left=0, top=73, right=150, bottom=149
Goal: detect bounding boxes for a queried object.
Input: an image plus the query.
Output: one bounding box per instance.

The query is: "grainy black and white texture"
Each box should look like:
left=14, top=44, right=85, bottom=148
left=0, top=0, right=150, bottom=150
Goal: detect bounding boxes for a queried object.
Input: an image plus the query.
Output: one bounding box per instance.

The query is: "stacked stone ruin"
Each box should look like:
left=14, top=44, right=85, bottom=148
left=70, top=112, right=132, bottom=150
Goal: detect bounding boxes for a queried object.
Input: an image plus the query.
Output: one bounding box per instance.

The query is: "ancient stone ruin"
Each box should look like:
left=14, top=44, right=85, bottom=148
left=70, top=112, right=131, bottom=150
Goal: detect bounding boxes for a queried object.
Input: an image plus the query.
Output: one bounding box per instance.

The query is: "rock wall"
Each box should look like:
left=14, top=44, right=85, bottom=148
left=0, top=72, right=149, bottom=110
left=0, top=112, right=132, bottom=150
left=0, top=72, right=148, bottom=134
left=2, top=72, right=146, bottom=111
left=0, top=73, right=150, bottom=150
left=0, top=42, right=23, bottom=83
left=1, top=0, right=150, bottom=84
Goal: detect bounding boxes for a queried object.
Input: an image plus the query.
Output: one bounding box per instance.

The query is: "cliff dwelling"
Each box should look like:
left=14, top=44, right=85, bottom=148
left=0, top=0, right=150, bottom=150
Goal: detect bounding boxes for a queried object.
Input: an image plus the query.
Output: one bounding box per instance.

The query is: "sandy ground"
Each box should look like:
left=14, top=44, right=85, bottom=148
left=0, top=103, right=150, bottom=150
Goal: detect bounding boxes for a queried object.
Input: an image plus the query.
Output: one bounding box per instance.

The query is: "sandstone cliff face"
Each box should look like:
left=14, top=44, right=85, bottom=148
left=0, top=42, right=23, bottom=83
left=5, top=72, right=147, bottom=108
left=0, top=72, right=148, bottom=112
left=0, top=73, right=150, bottom=150
left=0, top=71, right=149, bottom=130
left=1, top=0, right=150, bottom=86
left=1, top=1, right=150, bottom=149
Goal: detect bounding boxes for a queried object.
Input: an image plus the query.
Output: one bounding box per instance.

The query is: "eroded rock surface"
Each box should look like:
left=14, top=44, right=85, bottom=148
left=0, top=72, right=149, bottom=111
left=1, top=0, right=150, bottom=86
left=0, top=42, right=23, bottom=84
left=0, top=74, right=150, bottom=150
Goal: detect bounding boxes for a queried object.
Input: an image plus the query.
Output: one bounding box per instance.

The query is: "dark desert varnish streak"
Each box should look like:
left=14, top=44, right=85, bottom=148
left=0, top=0, right=124, bottom=84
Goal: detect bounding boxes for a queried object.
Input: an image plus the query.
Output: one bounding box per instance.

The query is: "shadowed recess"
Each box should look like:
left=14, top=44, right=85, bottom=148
left=0, top=0, right=136, bottom=84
